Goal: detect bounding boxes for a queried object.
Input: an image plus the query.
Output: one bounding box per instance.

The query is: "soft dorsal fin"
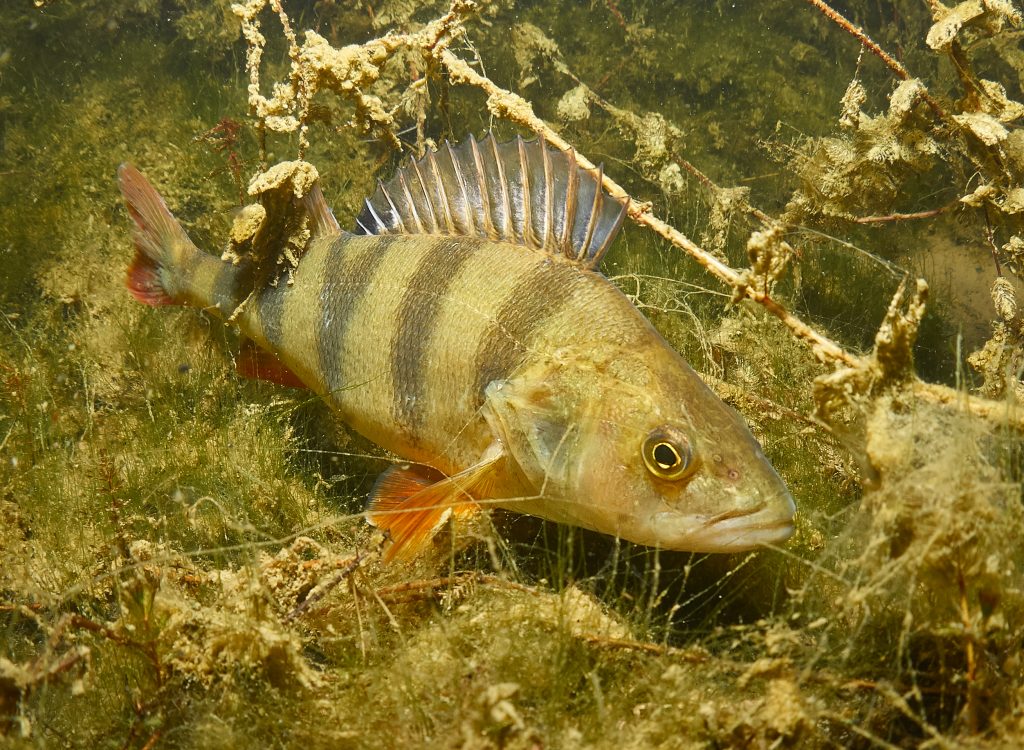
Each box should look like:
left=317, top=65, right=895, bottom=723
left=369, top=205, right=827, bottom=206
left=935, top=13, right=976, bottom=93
left=354, top=133, right=629, bottom=270
left=303, top=181, right=340, bottom=238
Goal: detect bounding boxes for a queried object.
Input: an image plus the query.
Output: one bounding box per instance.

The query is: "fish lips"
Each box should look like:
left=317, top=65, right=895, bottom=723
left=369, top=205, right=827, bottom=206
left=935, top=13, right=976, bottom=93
left=649, top=492, right=796, bottom=553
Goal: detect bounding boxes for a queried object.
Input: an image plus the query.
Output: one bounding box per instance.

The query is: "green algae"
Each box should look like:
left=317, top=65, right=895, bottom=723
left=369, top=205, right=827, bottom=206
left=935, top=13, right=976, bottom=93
left=2, top=1, right=1024, bottom=747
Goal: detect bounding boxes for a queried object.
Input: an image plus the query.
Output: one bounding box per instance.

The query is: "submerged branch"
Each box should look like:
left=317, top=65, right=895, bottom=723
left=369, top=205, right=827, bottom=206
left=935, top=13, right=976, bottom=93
left=802, top=0, right=948, bottom=120
left=234, top=0, right=1024, bottom=433
left=438, top=46, right=1024, bottom=430
left=854, top=203, right=955, bottom=224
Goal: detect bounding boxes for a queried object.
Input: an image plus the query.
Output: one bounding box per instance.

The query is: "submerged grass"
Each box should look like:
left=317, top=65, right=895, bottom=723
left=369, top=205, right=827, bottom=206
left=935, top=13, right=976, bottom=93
left=2, top=0, right=1024, bottom=747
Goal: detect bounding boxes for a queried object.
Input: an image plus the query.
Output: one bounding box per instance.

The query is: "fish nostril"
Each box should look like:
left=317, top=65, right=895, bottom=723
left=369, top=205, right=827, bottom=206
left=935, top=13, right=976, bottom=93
left=727, top=468, right=740, bottom=481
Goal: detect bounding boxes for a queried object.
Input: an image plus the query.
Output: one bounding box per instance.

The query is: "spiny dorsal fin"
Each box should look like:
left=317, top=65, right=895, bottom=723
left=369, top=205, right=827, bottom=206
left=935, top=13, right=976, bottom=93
left=354, top=133, right=629, bottom=270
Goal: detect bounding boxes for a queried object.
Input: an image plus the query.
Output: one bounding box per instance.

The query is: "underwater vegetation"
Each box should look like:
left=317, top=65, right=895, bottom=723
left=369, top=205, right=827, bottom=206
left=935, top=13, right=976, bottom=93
left=2, top=0, right=1024, bottom=747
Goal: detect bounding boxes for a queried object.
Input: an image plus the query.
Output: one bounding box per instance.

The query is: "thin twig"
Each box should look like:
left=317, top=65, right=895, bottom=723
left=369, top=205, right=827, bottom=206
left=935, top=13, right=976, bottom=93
left=956, top=563, right=980, bottom=734
left=672, top=156, right=775, bottom=227
left=854, top=203, right=955, bottom=224
left=284, top=548, right=371, bottom=622
left=802, top=0, right=947, bottom=120
left=439, top=46, right=1024, bottom=430
left=983, top=205, right=1003, bottom=277
left=139, top=731, right=163, bottom=750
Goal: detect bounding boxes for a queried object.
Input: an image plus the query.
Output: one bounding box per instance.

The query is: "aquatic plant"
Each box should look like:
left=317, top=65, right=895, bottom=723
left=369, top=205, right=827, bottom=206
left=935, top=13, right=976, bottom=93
left=2, top=0, right=1024, bottom=747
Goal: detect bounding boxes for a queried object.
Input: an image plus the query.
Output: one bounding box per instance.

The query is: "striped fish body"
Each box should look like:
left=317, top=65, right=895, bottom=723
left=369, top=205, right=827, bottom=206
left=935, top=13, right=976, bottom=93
left=119, top=134, right=796, bottom=561
left=238, top=233, right=646, bottom=477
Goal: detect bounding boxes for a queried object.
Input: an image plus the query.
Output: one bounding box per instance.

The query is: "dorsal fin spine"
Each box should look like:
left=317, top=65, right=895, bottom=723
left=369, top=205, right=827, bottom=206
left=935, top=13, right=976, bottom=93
left=516, top=136, right=534, bottom=247
left=363, top=198, right=386, bottom=233
left=596, top=201, right=628, bottom=262
left=541, top=136, right=554, bottom=251
left=426, top=150, right=455, bottom=234
left=562, top=150, right=579, bottom=260
left=450, top=145, right=476, bottom=237
left=378, top=179, right=406, bottom=234
left=490, top=135, right=512, bottom=240
left=580, top=162, right=604, bottom=258
left=304, top=182, right=341, bottom=237
left=398, top=172, right=425, bottom=234
left=410, top=157, right=439, bottom=233
left=469, top=135, right=496, bottom=240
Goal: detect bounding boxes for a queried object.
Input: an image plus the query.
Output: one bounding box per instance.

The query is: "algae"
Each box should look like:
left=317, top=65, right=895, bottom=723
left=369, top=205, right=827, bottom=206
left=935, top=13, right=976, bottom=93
left=2, top=0, right=1024, bottom=747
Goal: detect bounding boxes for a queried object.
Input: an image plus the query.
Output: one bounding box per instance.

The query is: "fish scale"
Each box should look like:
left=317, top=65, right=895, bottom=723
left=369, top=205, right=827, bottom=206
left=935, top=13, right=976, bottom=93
left=118, top=133, right=796, bottom=561
left=242, top=232, right=609, bottom=471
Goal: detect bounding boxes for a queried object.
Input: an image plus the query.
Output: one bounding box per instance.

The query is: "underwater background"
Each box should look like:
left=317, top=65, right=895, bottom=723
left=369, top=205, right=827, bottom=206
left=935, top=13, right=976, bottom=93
left=2, top=0, right=1024, bottom=746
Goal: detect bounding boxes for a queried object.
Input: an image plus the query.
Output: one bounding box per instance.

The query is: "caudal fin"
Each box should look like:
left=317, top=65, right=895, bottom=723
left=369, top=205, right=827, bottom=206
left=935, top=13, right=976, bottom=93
left=117, top=163, right=196, bottom=306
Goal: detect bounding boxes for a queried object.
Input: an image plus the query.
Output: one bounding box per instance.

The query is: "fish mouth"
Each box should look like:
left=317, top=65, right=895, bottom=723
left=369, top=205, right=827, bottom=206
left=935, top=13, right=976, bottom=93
left=650, top=493, right=796, bottom=553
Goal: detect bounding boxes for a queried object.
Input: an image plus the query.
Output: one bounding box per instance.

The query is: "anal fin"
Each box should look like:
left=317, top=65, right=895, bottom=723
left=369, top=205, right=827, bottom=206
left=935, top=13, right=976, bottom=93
left=236, top=339, right=308, bottom=389
left=367, top=448, right=504, bottom=562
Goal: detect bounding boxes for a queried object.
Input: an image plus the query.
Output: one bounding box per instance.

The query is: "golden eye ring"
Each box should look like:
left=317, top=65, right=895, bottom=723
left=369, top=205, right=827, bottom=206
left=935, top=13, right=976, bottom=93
left=642, top=427, right=694, bottom=481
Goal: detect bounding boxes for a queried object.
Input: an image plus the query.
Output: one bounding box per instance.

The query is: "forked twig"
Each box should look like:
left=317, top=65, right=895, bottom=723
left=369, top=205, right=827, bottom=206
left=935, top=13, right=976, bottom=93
left=854, top=203, right=955, bottom=224
left=234, top=0, right=1024, bottom=430
left=802, top=0, right=947, bottom=120
left=284, top=548, right=372, bottom=622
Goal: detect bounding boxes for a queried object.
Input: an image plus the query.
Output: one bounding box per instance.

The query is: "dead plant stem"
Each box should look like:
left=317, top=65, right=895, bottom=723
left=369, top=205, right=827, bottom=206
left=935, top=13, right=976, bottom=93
left=438, top=46, right=1024, bottom=431
left=802, top=0, right=947, bottom=120
left=957, top=564, right=980, bottom=734
left=854, top=203, right=955, bottom=224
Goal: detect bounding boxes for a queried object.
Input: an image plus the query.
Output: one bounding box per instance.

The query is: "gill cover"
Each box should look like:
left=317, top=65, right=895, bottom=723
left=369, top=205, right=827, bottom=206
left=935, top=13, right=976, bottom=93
left=482, top=375, right=581, bottom=497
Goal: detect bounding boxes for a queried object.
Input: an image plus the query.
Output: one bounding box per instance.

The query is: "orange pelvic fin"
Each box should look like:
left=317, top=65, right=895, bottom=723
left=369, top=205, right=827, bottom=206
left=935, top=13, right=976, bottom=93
left=236, top=339, right=308, bottom=389
left=366, top=451, right=503, bottom=561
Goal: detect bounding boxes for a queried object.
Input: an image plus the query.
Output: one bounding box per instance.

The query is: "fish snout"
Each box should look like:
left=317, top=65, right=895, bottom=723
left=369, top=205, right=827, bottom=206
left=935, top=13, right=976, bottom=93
left=650, top=488, right=795, bottom=553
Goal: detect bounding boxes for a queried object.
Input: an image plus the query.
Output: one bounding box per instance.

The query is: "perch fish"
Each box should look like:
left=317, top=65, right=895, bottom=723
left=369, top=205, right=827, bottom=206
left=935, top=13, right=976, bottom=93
left=118, top=134, right=795, bottom=560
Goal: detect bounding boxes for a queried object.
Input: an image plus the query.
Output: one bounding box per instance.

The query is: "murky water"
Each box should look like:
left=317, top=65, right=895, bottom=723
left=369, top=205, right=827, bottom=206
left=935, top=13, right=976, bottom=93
left=2, top=2, right=1023, bottom=747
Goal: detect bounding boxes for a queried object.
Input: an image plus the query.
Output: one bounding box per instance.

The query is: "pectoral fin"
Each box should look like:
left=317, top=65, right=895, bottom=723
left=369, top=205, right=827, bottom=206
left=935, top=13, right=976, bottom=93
left=482, top=377, right=578, bottom=492
left=366, top=447, right=504, bottom=561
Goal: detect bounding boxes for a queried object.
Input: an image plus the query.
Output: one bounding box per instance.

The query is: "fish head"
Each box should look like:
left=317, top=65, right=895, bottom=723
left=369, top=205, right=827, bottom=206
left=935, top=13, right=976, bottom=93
left=484, top=344, right=795, bottom=553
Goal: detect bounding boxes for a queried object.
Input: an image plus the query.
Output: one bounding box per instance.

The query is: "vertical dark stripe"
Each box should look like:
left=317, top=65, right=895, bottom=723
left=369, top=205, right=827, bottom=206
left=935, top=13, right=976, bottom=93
left=211, top=259, right=252, bottom=317
left=317, top=234, right=398, bottom=399
left=257, top=277, right=288, bottom=351
left=391, top=237, right=480, bottom=437
left=472, top=259, right=583, bottom=400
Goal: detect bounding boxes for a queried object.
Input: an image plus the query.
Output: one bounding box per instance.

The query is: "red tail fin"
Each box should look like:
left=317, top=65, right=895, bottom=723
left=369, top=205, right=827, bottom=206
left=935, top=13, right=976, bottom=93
left=117, top=163, right=194, bottom=306
left=125, top=251, right=174, bottom=306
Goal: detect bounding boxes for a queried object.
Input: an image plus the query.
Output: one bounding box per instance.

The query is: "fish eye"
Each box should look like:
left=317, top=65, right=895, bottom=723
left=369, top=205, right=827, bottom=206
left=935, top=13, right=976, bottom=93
left=642, top=427, right=695, bottom=481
